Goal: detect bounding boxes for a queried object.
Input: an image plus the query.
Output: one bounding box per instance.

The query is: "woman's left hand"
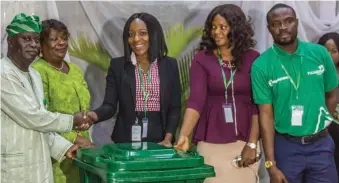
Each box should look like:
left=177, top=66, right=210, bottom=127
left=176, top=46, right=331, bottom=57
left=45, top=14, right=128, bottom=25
left=238, top=144, right=257, bottom=168
left=158, top=139, right=173, bottom=147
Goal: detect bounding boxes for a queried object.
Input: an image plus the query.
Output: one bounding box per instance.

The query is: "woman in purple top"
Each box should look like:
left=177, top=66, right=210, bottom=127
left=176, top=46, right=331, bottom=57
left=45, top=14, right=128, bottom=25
left=174, top=4, right=261, bottom=183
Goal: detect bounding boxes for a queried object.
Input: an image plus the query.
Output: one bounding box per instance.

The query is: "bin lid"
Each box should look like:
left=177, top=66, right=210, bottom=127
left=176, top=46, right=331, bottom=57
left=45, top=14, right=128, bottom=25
left=73, top=158, right=215, bottom=183
left=76, top=142, right=205, bottom=172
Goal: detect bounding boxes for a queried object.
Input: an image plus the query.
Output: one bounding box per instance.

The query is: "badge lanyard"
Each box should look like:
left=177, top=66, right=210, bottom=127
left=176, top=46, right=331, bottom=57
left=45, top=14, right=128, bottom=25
left=217, top=49, right=237, bottom=103
left=137, top=64, right=151, bottom=138
left=272, top=46, right=303, bottom=100
left=137, top=65, right=151, bottom=119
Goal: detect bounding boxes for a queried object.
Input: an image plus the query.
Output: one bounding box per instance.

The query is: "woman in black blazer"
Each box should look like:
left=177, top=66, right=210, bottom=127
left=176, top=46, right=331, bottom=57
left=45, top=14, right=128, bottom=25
left=88, top=13, right=181, bottom=147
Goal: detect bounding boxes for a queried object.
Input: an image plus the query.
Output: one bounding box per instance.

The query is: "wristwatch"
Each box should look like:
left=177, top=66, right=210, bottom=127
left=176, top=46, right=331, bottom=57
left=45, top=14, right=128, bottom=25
left=265, top=161, right=276, bottom=169
left=246, top=142, right=257, bottom=149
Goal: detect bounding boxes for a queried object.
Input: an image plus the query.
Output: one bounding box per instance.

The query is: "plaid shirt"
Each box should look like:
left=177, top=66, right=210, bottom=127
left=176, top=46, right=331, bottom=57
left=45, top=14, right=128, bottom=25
left=132, top=55, right=161, bottom=112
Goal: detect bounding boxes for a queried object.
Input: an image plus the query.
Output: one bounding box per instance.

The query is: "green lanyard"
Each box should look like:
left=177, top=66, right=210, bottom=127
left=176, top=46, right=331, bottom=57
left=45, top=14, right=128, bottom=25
left=272, top=46, right=303, bottom=100
left=281, top=62, right=301, bottom=99
left=217, top=50, right=236, bottom=102
left=137, top=65, right=152, bottom=117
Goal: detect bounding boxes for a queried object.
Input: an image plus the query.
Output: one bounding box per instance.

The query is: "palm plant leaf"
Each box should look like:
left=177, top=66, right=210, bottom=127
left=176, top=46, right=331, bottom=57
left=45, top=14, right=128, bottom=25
left=178, top=49, right=195, bottom=111
left=165, top=24, right=202, bottom=58
left=163, top=23, right=202, bottom=146
left=175, top=49, right=196, bottom=141
left=68, top=32, right=111, bottom=72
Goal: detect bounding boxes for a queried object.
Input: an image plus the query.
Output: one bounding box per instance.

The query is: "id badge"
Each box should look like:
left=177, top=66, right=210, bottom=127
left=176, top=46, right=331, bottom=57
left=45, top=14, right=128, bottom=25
left=132, top=142, right=142, bottom=149
left=142, top=118, right=148, bottom=138
left=291, top=105, right=303, bottom=126
left=132, top=123, right=142, bottom=142
left=142, top=142, right=148, bottom=150
left=222, top=103, right=234, bottom=123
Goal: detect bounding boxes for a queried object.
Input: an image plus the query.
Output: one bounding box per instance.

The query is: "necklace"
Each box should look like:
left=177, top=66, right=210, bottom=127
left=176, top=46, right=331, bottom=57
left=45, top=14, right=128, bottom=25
left=222, top=60, right=235, bottom=69
left=217, top=48, right=235, bottom=69
left=48, top=61, right=64, bottom=71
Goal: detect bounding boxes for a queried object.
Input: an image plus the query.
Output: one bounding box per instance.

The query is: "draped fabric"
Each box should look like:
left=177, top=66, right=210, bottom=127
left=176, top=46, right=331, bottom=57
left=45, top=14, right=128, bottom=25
left=1, top=1, right=338, bottom=182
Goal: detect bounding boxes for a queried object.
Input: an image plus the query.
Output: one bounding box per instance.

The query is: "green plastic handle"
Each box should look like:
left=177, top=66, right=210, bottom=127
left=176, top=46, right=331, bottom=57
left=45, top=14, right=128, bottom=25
left=96, top=154, right=113, bottom=163
left=175, top=149, right=199, bottom=157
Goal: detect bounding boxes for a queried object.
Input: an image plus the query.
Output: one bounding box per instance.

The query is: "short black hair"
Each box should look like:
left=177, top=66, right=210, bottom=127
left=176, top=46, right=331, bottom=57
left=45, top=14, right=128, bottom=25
left=318, top=32, right=339, bottom=49
left=122, top=12, right=168, bottom=64
left=266, top=3, right=296, bottom=23
left=40, top=19, right=69, bottom=44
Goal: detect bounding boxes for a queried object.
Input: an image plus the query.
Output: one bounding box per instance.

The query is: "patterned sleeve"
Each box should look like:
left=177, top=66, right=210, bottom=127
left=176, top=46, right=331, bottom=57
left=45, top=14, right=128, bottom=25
left=1, top=71, right=73, bottom=132
left=47, top=132, right=73, bottom=162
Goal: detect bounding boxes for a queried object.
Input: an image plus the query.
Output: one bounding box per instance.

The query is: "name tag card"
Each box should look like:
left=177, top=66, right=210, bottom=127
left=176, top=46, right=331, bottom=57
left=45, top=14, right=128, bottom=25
left=291, top=105, right=303, bottom=126
left=222, top=103, right=234, bottom=123
left=142, top=118, right=148, bottom=138
left=132, top=123, right=142, bottom=142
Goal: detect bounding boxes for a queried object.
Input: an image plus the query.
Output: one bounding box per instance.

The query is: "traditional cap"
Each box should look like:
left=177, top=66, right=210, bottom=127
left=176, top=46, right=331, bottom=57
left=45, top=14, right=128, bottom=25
left=6, top=13, right=42, bottom=37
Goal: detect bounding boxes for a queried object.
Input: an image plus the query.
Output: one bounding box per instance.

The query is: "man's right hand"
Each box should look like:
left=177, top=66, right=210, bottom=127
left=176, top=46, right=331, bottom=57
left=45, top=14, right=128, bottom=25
left=74, top=135, right=95, bottom=148
left=268, top=166, right=289, bottom=183
left=65, top=144, right=80, bottom=159
left=73, top=111, right=94, bottom=131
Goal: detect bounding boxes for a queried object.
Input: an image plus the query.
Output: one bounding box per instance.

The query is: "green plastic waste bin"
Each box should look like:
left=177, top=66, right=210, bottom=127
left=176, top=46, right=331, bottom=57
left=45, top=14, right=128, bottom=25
left=73, top=142, right=215, bottom=183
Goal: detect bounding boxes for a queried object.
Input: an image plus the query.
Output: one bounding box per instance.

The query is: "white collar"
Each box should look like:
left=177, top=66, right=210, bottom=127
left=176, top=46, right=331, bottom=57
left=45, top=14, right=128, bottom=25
left=131, top=52, right=137, bottom=66
left=130, top=52, right=157, bottom=66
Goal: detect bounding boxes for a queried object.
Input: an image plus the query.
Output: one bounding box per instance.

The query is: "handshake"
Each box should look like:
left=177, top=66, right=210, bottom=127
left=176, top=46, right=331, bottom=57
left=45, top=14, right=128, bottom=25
left=72, top=111, right=98, bottom=131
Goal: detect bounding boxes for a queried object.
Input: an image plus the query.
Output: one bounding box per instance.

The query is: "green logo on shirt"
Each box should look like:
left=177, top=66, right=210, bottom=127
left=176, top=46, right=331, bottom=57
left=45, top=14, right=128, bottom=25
left=307, top=65, right=324, bottom=76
